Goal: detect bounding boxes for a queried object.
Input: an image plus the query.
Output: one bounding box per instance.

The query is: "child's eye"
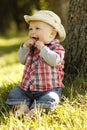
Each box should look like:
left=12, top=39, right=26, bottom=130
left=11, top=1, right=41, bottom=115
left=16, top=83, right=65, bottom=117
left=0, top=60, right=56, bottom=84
left=36, top=27, right=40, bottom=30
left=29, top=28, right=32, bottom=30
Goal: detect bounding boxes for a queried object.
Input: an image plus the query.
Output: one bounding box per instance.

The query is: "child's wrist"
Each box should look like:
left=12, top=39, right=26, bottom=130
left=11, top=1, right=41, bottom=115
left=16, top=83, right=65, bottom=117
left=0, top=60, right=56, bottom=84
left=23, top=43, right=27, bottom=48
left=21, top=43, right=28, bottom=48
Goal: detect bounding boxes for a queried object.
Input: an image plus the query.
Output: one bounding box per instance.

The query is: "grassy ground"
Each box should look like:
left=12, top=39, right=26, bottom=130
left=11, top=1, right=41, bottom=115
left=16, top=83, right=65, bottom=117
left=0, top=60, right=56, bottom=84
left=0, top=32, right=87, bottom=130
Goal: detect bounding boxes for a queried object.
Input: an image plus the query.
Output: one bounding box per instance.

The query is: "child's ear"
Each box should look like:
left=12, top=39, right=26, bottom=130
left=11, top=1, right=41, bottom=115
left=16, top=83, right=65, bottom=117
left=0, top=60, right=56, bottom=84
left=51, top=29, right=57, bottom=38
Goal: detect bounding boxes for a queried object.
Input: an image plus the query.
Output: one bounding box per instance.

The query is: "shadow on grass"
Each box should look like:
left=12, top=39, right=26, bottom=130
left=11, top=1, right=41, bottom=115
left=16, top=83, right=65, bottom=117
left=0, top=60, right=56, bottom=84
left=62, top=77, right=87, bottom=100
left=0, top=30, right=28, bottom=40
left=0, top=44, right=20, bottom=56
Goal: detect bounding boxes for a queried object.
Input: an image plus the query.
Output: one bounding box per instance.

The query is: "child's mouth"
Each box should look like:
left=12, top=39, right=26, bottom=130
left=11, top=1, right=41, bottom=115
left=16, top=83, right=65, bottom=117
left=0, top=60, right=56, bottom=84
left=32, top=37, right=39, bottom=47
left=32, top=37, right=39, bottom=41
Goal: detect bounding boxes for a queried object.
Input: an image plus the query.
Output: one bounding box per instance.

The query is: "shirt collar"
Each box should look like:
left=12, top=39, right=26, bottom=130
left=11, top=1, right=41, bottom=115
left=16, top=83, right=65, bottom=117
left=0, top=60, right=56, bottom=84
left=45, top=39, right=59, bottom=45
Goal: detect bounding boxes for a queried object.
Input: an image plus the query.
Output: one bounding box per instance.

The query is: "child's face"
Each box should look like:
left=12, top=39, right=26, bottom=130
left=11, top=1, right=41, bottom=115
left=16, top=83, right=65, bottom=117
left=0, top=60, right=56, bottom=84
left=28, top=21, right=56, bottom=43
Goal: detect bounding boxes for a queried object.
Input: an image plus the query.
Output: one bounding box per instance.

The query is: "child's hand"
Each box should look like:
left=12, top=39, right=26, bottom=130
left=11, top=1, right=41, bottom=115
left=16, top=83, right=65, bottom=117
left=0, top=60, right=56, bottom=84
left=23, top=38, right=36, bottom=48
left=35, top=40, right=45, bottom=50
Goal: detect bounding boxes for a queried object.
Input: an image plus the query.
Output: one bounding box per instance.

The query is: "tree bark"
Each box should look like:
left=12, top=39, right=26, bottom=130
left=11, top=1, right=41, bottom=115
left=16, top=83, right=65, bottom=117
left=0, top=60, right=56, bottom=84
left=64, top=0, right=87, bottom=79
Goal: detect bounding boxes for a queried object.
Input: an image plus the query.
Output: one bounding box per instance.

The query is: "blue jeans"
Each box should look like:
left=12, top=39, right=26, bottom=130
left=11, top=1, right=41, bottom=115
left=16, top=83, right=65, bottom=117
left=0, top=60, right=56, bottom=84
left=6, top=86, right=63, bottom=110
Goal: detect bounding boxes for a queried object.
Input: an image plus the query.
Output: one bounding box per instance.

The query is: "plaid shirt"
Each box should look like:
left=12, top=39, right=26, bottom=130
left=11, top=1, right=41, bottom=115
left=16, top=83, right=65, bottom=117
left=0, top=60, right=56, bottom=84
left=20, top=40, right=65, bottom=91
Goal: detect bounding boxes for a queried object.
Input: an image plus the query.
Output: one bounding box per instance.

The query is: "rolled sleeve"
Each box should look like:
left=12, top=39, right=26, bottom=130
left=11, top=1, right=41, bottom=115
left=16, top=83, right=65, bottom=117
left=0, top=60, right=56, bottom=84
left=39, top=46, right=61, bottom=66
left=18, top=46, right=30, bottom=64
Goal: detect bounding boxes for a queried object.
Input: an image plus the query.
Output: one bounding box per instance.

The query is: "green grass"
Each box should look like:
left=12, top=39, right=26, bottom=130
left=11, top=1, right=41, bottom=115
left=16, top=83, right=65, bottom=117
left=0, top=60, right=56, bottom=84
left=0, top=32, right=87, bottom=130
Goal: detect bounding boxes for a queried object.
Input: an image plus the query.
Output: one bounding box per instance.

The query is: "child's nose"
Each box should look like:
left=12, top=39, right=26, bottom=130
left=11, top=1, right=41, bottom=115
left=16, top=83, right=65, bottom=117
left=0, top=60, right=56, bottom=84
left=28, top=29, right=36, bottom=37
left=31, top=29, right=36, bottom=34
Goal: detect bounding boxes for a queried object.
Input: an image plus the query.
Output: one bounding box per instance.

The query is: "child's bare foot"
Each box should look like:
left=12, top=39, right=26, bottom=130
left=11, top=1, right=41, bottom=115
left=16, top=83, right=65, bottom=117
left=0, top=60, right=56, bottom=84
left=27, top=108, right=35, bottom=115
left=14, top=104, right=29, bottom=117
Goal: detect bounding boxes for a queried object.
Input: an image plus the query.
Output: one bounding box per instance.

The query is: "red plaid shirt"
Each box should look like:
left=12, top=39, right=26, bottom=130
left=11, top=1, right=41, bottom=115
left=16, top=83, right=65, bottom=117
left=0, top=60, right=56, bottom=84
left=20, top=40, right=65, bottom=91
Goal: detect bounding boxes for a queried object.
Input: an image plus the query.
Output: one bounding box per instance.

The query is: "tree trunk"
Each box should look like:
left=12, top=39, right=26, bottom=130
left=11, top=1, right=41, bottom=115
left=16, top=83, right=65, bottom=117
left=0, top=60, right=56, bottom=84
left=64, top=0, right=87, bottom=79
